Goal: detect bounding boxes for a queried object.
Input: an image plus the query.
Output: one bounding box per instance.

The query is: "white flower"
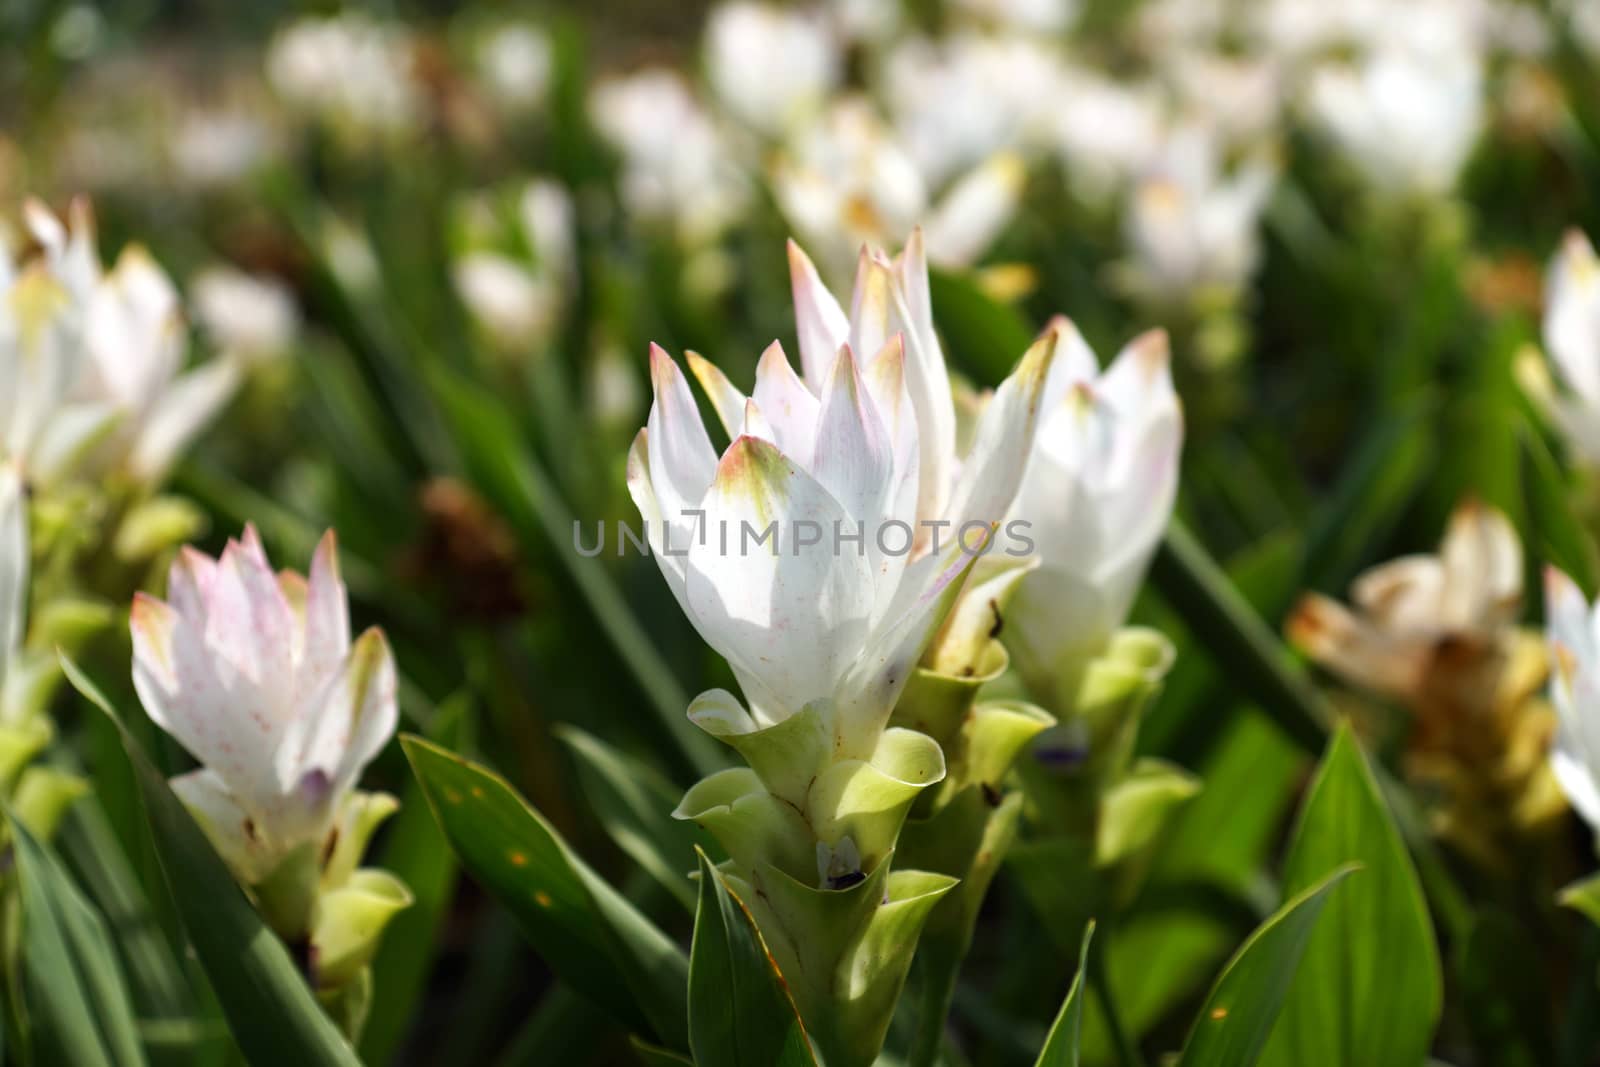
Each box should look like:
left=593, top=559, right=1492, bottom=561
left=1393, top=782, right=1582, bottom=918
left=2, top=199, right=237, bottom=485
left=1541, top=230, right=1600, bottom=464
left=1005, top=323, right=1182, bottom=685
left=628, top=233, right=1059, bottom=757
left=453, top=254, right=559, bottom=348
left=191, top=266, right=299, bottom=364
left=774, top=99, right=1021, bottom=279
left=1051, top=70, right=1167, bottom=206
left=474, top=23, right=553, bottom=112
left=130, top=527, right=397, bottom=884
left=1546, top=568, right=1600, bottom=833
left=169, top=109, right=274, bottom=189
left=267, top=14, right=421, bottom=141
left=1305, top=37, right=1483, bottom=196
left=591, top=70, right=750, bottom=244
left=451, top=180, right=574, bottom=348
left=705, top=2, right=840, bottom=139
left=1123, top=122, right=1277, bottom=302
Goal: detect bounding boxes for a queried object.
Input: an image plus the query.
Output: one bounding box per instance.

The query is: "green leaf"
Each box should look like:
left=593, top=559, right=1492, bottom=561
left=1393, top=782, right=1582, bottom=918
left=359, top=698, right=468, bottom=1064
left=631, top=1035, right=695, bottom=1066
left=1523, top=424, right=1600, bottom=597
left=10, top=811, right=147, bottom=1067
left=60, top=654, right=362, bottom=1067
left=1261, top=725, right=1441, bottom=1067
left=1176, top=866, right=1357, bottom=1067
left=558, top=724, right=710, bottom=913
left=1035, top=921, right=1095, bottom=1067
left=1150, top=520, right=1331, bottom=754
left=400, top=735, right=689, bottom=1047
left=688, top=849, right=817, bottom=1066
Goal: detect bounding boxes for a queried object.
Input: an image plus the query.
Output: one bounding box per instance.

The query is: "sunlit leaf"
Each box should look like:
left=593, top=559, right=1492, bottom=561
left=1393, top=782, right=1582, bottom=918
left=1034, top=921, right=1095, bottom=1067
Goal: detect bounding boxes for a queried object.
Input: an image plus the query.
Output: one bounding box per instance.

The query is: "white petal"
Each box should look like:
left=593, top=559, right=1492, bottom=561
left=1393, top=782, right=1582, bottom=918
left=923, top=153, right=1025, bottom=267
left=684, top=435, right=874, bottom=720
left=788, top=239, right=849, bottom=391
left=1545, top=230, right=1600, bottom=408
left=888, top=231, right=957, bottom=527
left=286, top=626, right=398, bottom=801
left=847, top=249, right=894, bottom=368
left=750, top=341, right=820, bottom=467
left=645, top=344, right=718, bottom=547
left=686, top=350, right=747, bottom=439
left=170, top=768, right=279, bottom=885
left=129, top=359, right=240, bottom=482
left=0, top=465, right=25, bottom=672
left=294, top=530, right=351, bottom=710
left=626, top=428, right=690, bottom=606
left=812, top=344, right=893, bottom=529
left=945, top=319, right=1060, bottom=530
left=1437, top=500, right=1521, bottom=628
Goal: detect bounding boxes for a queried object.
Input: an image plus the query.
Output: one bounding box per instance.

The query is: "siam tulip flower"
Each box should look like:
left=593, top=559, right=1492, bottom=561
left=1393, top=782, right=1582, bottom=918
left=881, top=33, right=1063, bottom=187
left=451, top=180, right=575, bottom=351
left=1303, top=34, right=1483, bottom=197
left=1004, top=321, right=1182, bottom=700
left=1544, top=567, right=1600, bottom=835
left=1538, top=229, right=1600, bottom=465
left=191, top=265, right=299, bottom=365
left=590, top=70, right=750, bottom=247
left=1290, top=501, right=1561, bottom=861
left=1050, top=70, right=1167, bottom=207
left=1121, top=121, right=1277, bottom=306
left=774, top=99, right=1024, bottom=281
left=704, top=2, right=840, bottom=140
left=472, top=23, right=553, bottom=114
left=633, top=232, right=1061, bottom=1067
left=1289, top=500, right=1522, bottom=708
left=2, top=199, right=237, bottom=487
left=266, top=14, right=423, bottom=144
left=130, top=527, right=398, bottom=889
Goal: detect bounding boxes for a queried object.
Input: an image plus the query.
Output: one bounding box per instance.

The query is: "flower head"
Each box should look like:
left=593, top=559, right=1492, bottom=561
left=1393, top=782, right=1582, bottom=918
left=130, top=527, right=397, bottom=885
left=629, top=232, right=1058, bottom=759
left=1540, top=229, right=1600, bottom=464
left=1005, top=321, right=1181, bottom=691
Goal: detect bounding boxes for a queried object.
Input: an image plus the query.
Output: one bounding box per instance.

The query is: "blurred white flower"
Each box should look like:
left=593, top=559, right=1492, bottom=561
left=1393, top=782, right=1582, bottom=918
left=881, top=33, right=1062, bottom=185
left=776, top=99, right=1021, bottom=279
left=474, top=23, right=553, bottom=112
left=451, top=179, right=574, bottom=349
left=1545, top=567, right=1600, bottom=831
left=2, top=199, right=236, bottom=485
left=1052, top=70, right=1167, bottom=206
left=705, top=2, right=840, bottom=139
left=192, top=266, right=298, bottom=364
left=591, top=70, right=750, bottom=244
left=170, top=109, right=274, bottom=189
left=1540, top=230, right=1600, bottom=463
left=1123, top=122, right=1277, bottom=302
left=1005, top=323, right=1181, bottom=685
left=1304, top=26, right=1483, bottom=196
left=131, top=527, right=397, bottom=884
left=267, top=14, right=421, bottom=141
left=948, top=0, right=1077, bottom=33
left=630, top=233, right=1060, bottom=756
left=1166, top=51, right=1283, bottom=147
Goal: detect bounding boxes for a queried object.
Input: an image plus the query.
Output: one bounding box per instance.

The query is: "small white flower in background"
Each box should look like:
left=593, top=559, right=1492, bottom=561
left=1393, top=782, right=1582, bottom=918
left=705, top=2, right=840, bottom=139
left=1288, top=500, right=1522, bottom=704
left=591, top=70, right=750, bottom=245
left=1051, top=70, right=1167, bottom=207
left=2, top=199, right=237, bottom=486
left=775, top=99, right=1023, bottom=280
left=169, top=108, right=275, bottom=189
left=451, top=179, right=574, bottom=349
left=1123, top=122, right=1277, bottom=303
left=1544, top=568, right=1600, bottom=832
left=629, top=232, right=1060, bottom=756
left=474, top=23, right=553, bottom=112
left=1005, top=323, right=1181, bottom=687
left=881, top=33, right=1062, bottom=186
left=948, top=0, right=1077, bottom=33
left=1539, top=230, right=1600, bottom=464
left=267, top=14, right=422, bottom=141
left=130, top=527, right=397, bottom=885
left=1303, top=32, right=1483, bottom=197
left=192, top=266, right=299, bottom=365
left=1165, top=52, right=1283, bottom=148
